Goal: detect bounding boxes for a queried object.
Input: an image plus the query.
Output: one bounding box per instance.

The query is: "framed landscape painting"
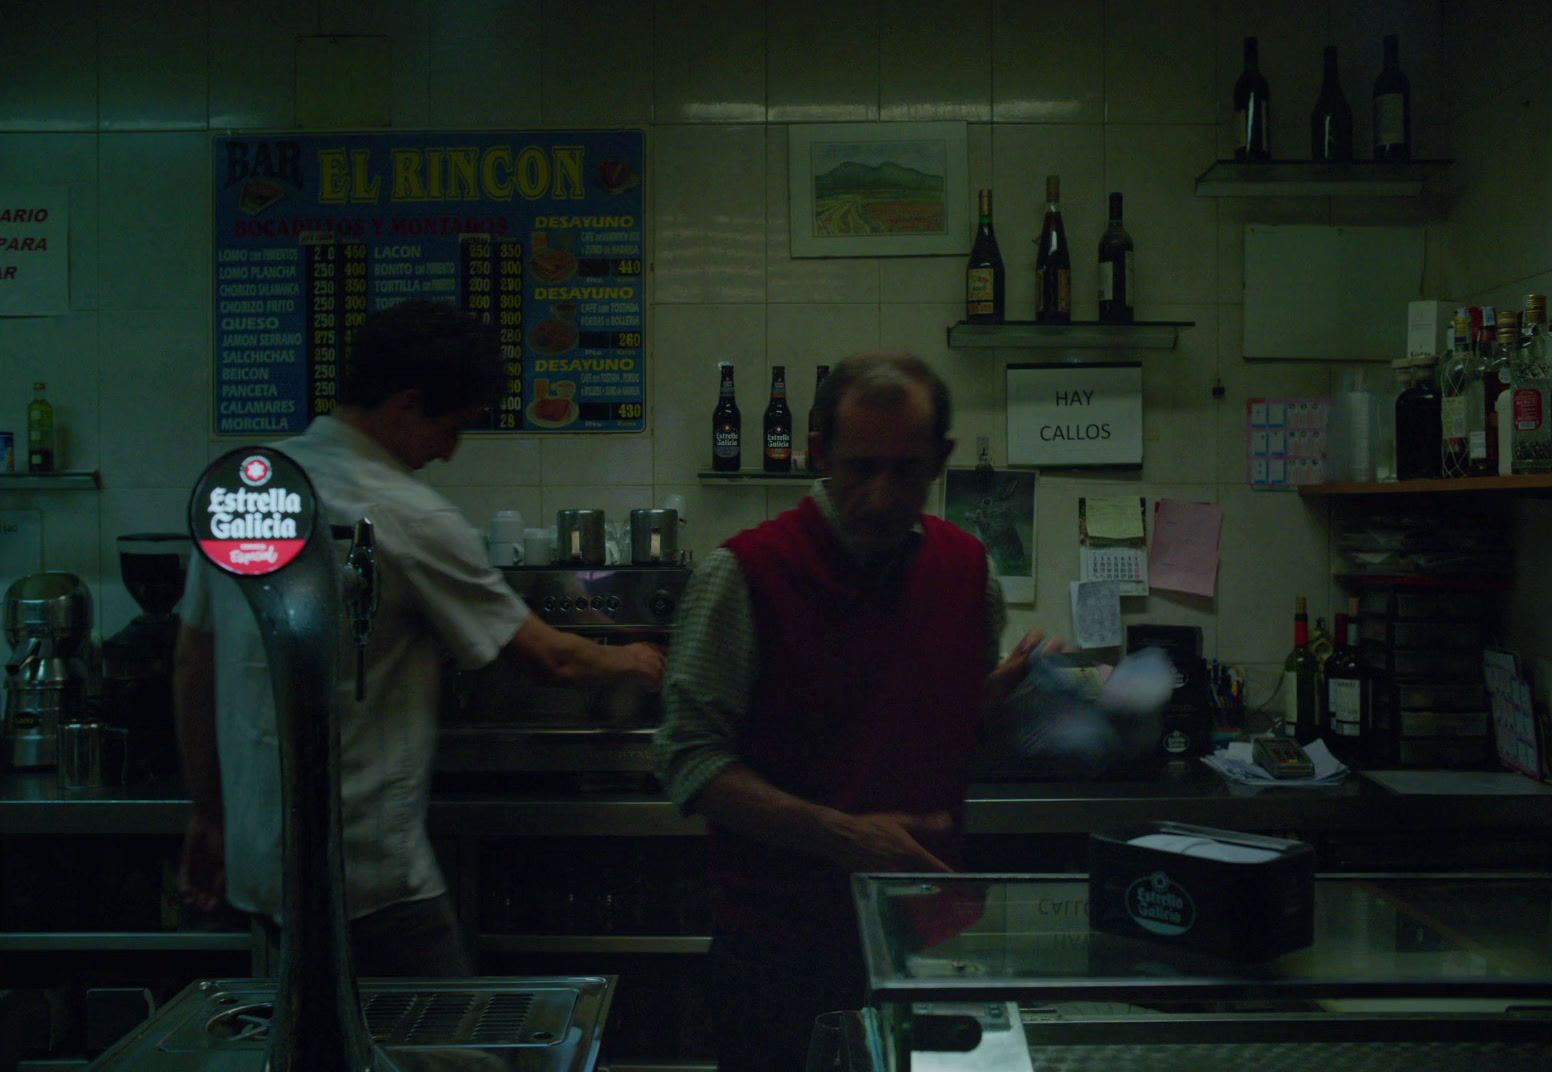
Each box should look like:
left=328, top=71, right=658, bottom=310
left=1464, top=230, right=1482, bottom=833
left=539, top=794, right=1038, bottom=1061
left=788, top=122, right=969, bottom=258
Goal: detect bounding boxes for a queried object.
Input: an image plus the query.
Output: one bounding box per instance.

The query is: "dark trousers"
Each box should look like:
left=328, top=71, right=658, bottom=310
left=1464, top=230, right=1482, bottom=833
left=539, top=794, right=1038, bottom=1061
left=707, top=929, right=866, bottom=1072
left=258, top=892, right=472, bottom=978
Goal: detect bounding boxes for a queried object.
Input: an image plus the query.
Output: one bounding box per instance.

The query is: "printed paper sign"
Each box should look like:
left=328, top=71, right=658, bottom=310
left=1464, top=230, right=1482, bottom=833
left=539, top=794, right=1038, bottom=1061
left=1008, top=363, right=1142, bottom=467
left=0, top=187, right=68, bottom=316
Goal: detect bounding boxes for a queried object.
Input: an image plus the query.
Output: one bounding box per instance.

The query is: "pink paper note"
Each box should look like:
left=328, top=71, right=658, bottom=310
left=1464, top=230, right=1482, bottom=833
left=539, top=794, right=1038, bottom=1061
left=1150, top=499, right=1222, bottom=598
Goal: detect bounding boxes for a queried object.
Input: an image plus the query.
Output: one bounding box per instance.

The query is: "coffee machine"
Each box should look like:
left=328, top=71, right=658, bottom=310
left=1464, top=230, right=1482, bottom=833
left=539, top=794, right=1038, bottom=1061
left=101, top=533, right=191, bottom=778
left=3, top=572, right=93, bottom=768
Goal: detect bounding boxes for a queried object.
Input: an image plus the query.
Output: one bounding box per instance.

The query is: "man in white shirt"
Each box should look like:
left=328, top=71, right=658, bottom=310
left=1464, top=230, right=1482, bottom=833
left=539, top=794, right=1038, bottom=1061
left=175, top=300, right=664, bottom=975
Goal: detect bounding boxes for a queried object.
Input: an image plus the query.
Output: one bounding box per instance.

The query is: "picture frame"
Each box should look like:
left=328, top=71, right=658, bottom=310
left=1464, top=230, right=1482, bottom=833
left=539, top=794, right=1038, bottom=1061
left=788, top=122, right=969, bottom=258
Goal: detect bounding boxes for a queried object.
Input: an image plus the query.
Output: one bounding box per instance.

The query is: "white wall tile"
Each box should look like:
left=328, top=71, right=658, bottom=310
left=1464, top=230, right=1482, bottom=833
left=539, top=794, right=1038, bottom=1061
left=652, top=304, right=765, bottom=479
left=989, top=125, right=1106, bottom=322
left=992, top=0, right=1103, bottom=124
left=540, top=484, right=655, bottom=524
left=765, top=483, right=809, bottom=518
left=422, top=436, right=543, bottom=487
left=428, top=0, right=542, bottom=128
left=1105, top=0, right=1216, bottom=124
left=1216, top=483, right=1332, bottom=664
left=1446, top=0, right=1552, bottom=120
left=1138, top=306, right=1218, bottom=484
left=1214, top=305, right=1333, bottom=484
left=436, top=485, right=545, bottom=557
left=209, top=0, right=315, bottom=128
left=0, top=314, right=100, bottom=474
left=766, top=126, right=881, bottom=305
left=0, top=0, right=97, bottom=131
left=98, top=311, right=209, bottom=489
left=653, top=125, right=768, bottom=303
left=1104, top=126, right=1219, bottom=307
left=767, top=304, right=880, bottom=375
left=33, top=493, right=102, bottom=595
left=0, top=134, right=99, bottom=310
left=296, top=35, right=393, bottom=130
left=655, top=0, right=767, bottom=123
left=880, top=0, right=992, bottom=122
left=653, top=481, right=768, bottom=562
left=541, top=435, right=654, bottom=486
left=539, top=0, right=653, bottom=127
left=879, top=302, right=1000, bottom=469
left=98, top=134, right=209, bottom=311
left=321, top=0, right=432, bottom=128
left=100, top=0, right=208, bottom=131
left=768, top=0, right=879, bottom=122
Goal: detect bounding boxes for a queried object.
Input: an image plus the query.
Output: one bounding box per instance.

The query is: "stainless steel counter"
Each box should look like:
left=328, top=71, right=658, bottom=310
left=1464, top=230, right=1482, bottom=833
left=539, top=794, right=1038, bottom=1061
left=5, top=765, right=1552, bottom=838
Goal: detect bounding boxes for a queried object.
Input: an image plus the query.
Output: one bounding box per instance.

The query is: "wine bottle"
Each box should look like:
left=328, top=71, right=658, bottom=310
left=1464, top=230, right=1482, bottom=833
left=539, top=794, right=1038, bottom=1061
left=1310, top=45, right=1353, bottom=162
left=711, top=362, right=740, bottom=472
left=763, top=365, right=792, bottom=473
left=965, top=188, right=1005, bottom=324
left=1233, top=36, right=1271, bottom=161
left=1034, top=175, right=1071, bottom=324
left=1324, top=599, right=1369, bottom=767
left=1097, top=192, right=1134, bottom=324
left=806, top=364, right=829, bottom=473
left=1372, top=34, right=1411, bottom=160
left=1282, top=596, right=1317, bottom=742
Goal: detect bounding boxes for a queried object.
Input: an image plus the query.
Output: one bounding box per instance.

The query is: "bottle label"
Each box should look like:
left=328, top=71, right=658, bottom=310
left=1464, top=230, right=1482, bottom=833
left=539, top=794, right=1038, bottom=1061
left=1514, top=387, right=1543, bottom=431
left=1283, top=670, right=1302, bottom=734
left=1124, top=251, right=1134, bottom=304
left=1329, top=677, right=1362, bottom=735
left=765, top=431, right=791, bottom=460
left=1468, top=430, right=1487, bottom=460
left=1441, top=395, right=1467, bottom=438
left=1374, top=93, right=1405, bottom=146
left=713, top=430, right=739, bottom=459
left=966, top=268, right=995, bottom=314
left=1100, top=261, right=1115, bottom=302
left=1099, top=255, right=1135, bottom=305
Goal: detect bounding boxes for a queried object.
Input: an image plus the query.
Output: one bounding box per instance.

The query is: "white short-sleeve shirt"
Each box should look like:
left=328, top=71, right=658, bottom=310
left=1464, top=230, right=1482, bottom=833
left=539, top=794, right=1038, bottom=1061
left=180, top=416, right=528, bottom=921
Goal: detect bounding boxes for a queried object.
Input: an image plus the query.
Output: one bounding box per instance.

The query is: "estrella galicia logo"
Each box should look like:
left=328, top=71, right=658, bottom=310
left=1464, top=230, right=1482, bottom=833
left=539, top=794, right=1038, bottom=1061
left=239, top=455, right=272, bottom=487
left=1125, top=870, right=1195, bottom=936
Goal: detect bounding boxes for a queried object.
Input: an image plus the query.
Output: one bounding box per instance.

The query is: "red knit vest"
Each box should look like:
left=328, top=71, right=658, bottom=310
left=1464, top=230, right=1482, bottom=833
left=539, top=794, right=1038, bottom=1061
left=712, top=497, right=988, bottom=946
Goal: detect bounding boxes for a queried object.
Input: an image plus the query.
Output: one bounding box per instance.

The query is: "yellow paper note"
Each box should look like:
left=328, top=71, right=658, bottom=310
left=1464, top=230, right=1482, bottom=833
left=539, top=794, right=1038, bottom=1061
left=1085, top=496, right=1143, bottom=540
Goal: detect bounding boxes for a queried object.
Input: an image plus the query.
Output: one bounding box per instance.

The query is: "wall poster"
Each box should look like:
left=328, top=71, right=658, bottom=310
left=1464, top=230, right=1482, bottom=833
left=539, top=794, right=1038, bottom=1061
left=212, top=130, right=645, bottom=436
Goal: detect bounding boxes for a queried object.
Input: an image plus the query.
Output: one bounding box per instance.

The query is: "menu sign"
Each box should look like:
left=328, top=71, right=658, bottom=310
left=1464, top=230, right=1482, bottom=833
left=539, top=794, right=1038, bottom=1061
left=212, top=131, right=645, bottom=436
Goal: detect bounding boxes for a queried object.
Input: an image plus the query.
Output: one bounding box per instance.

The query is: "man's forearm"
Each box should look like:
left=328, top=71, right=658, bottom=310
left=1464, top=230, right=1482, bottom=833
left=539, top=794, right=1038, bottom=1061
left=172, top=627, right=223, bottom=820
left=693, top=763, right=842, bottom=856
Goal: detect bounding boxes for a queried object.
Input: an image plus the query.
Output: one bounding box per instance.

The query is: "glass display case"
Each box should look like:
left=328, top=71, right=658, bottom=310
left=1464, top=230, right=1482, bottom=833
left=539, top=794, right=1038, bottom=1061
left=833, top=872, right=1552, bottom=1072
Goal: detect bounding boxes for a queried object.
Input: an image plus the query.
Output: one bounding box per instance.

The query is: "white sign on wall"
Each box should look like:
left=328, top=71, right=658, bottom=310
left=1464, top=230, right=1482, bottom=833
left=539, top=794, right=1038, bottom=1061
left=0, top=187, right=68, bottom=316
left=1007, top=362, right=1143, bottom=467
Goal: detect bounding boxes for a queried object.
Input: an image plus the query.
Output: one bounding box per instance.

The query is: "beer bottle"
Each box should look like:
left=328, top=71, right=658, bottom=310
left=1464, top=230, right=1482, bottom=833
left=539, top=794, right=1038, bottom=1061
left=763, top=365, right=792, bottom=473
left=806, top=365, right=829, bottom=472
left=711, top=362, right=740, bottom=472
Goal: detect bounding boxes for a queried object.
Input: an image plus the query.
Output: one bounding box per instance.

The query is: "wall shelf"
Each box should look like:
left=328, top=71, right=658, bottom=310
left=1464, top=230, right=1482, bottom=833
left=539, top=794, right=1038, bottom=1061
left=947, top=320, right=1192, bottom=351
left=0, top=930, right=252, bottom=952
left=476, top=934, right=711, bottom=955
left=1194, top=159, right=1452, bottom=197
left=0, top=470, right=100, bottom=490
left=697, top=469, right=816, bottom=485
left=1301, top=474, right=1552, bottom=497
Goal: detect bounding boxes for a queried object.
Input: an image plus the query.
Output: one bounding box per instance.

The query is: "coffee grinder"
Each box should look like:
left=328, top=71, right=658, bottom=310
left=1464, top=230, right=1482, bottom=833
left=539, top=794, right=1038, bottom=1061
left=101, top=533, right=191, bottom=778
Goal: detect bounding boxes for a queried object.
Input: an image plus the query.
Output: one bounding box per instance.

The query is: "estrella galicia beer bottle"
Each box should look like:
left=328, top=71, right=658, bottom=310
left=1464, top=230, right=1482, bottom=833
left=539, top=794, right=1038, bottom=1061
left=763, top=365, right=793, bottom=472
left=712, top=362, right=741, bottom=472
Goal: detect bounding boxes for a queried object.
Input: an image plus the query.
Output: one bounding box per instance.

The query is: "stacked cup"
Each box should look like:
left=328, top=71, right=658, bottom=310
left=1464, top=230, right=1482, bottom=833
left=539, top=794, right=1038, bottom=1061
left=487, top=510, right=524, bottom=567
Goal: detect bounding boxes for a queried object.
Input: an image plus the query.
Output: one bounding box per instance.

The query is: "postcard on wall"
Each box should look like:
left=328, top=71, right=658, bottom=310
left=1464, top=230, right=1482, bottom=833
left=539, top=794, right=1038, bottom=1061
left=1247, top=397, right=1328, bottom=489
left=944, top=468, right=1035, bottom=604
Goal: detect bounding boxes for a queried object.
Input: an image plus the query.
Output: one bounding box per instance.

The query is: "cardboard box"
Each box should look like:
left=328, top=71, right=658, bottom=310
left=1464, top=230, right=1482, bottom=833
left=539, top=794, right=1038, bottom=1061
left=1088, top=822, right=1314, bottom=961
left=1407, top=300, right=1461, bottom=358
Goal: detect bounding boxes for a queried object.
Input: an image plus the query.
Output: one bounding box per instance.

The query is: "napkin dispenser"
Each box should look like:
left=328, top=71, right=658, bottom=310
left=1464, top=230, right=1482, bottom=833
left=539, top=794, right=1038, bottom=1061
left=1088, top=821, right=1315, bottom=960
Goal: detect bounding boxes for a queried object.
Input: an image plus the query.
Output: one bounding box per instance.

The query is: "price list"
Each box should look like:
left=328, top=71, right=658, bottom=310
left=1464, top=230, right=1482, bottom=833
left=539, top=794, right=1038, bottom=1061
left=458, top=235, right=526, bottom=431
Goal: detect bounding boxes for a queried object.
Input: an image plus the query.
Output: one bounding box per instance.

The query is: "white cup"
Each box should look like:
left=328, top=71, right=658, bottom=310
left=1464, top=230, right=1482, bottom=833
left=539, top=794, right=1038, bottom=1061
left=487, top=540, right=518, bottom=567
left=523, top=528, right=553, bottom=565
left=489, top=510, right=524, bottom=543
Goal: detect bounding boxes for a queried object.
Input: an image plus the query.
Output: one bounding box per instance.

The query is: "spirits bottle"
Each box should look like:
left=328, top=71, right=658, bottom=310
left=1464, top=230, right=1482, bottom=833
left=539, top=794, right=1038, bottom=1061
left=1310, top=45, right=1354, bottom=162
left=762, top=365, right=792, bottom=473
left=965, top=189, right=1005, bottom=324
left=806, top=365, right=829, bottom=473
left=1483, top=310, right=1516, bottom=475
left=1324, top=600, right=1369, bottom=767
left=1372, top=34, right=1412, bottom=160
left=1233, top=36, right=1271, bottom=161
left=26, top=381, right=54, bottom=474
left=1097, top=192, right=1135, bottom=324
left=1282, top=596, right=1317, bottom=742
left=1439, top=319, right=1471, bottom=477
left=1395, top=355, right=1442, bottom=479
left=1459, top=310, right=1490, bottom=473
left=1511, top=294, right=1552, bottom=472
left=1034, top=175, right=1071, bottom=324
left=711, top=362, right=740, bottom=472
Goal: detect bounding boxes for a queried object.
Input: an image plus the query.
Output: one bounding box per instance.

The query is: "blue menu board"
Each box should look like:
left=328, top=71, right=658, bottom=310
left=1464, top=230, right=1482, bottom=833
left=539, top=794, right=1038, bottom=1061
left=212, top=130, right=645, bottom=435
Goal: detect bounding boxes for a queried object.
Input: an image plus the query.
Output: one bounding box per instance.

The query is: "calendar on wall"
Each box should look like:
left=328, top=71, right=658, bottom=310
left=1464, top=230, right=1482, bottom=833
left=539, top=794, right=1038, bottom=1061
left=1079, top=495, right=1147, bottom=597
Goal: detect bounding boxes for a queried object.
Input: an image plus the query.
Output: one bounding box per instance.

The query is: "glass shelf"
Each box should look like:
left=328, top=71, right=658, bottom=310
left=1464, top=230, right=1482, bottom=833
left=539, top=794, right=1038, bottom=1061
left=0, top=931, right=251, bottom=952
left=1301, top=474, right=1552, bottom=496
left=1194, top=159, right=1452, bottom=197
left=0, top=470, right=100, bottom=490
left=946, top=320, right=1193, bottom=351
left=697, top=469, right=818, bottom=485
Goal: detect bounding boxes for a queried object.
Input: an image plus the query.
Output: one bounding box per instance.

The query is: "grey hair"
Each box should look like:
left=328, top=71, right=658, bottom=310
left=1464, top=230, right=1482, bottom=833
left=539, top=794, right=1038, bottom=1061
left=813, top=349, right=952, bottom=453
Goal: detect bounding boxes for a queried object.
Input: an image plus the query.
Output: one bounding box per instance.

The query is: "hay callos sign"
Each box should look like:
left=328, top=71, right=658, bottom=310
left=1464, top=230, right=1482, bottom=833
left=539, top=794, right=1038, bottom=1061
left=1007, top=362, right=1144, bottom=467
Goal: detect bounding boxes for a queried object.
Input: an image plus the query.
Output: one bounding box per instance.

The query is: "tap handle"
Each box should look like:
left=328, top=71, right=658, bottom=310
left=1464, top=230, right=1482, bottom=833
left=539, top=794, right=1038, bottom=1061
left=343, top=518, right=378, bottom=702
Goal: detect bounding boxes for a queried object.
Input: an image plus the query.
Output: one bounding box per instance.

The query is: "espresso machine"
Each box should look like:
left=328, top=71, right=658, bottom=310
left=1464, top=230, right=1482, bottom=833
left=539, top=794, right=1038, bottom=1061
left=3, top=571, right=93, bottom=768
left=101, top=533, right=191, bottom=777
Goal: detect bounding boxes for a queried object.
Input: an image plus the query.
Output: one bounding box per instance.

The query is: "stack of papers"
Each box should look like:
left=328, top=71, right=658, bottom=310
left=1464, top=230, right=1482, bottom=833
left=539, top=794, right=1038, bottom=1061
left=1201, top=739, right=1349, bottom=786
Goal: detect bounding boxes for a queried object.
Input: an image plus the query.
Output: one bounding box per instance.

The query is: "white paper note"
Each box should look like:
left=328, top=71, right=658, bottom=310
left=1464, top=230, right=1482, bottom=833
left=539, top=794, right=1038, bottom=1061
left=1069, top=580, right=1122, bottom=649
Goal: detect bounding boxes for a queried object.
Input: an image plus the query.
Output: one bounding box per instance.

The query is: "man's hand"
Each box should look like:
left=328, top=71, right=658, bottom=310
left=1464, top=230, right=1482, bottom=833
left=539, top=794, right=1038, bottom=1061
left=178, top=811, right=226, bottom=914
left=818, top=809, right=954, bottom=874
left=983, top=627, right=1068, bottom=713
left=616, top=641, right=666, bottom=690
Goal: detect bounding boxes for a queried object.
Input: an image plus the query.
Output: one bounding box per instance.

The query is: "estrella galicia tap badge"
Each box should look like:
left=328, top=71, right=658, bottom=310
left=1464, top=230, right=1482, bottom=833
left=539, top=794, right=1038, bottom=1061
left=190, top=447, right=317, bottom=576
left=1125, top=870, right=1196, bottom=937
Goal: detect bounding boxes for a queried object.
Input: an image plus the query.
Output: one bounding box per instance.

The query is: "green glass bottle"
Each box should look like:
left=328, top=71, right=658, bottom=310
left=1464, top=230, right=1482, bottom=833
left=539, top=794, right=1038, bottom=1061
left=26, top=381, right=54, bottom=473
left=1282, top=596, right=1317, bottom=742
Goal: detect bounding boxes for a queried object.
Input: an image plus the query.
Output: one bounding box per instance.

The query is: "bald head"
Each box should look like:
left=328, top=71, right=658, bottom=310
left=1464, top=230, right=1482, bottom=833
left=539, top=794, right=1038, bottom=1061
left=813, top=349, right=953, bottom=456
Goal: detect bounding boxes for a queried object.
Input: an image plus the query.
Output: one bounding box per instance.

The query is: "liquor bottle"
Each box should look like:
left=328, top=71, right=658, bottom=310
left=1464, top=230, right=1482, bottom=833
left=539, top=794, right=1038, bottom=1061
left=1097, top=192, right=1135, bottom=324
left=1034, top=175, right=1071, bottom=324
left=1372, top=34, right=1412, bottom=160
left=763, top=365, right=792, bottom=473
left=965, top=189, right=1005, bottom=324
left=1282, top=596, right=1317, bottom=743
left=1439, top=319, right=1471, bottom=477
left=1510, top=294, right=1552, bottom=472
left=711, top=362, right=740, bottom=472
left=1395, top=355, right=1442, bottom=479
left=1319, top=610, right=1347, bottom=742
left=1310, top=45, right=1354, bottom=162
left=1459, top=310, right=1490, bottom=474
left=806, top=364, right=829, bottom=473
left=1483, top=310, right=1516, bottom=475
left=26, top=381, right=54, bottom=474
left=1233, top=36, right=1271, bottom=161
left=1324, top=599, right=1369, bottom=767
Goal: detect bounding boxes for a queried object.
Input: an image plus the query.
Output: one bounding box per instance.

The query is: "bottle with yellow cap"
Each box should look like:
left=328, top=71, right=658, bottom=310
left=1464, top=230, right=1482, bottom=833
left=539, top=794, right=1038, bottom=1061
left=26, top=381, right=54, bottom=474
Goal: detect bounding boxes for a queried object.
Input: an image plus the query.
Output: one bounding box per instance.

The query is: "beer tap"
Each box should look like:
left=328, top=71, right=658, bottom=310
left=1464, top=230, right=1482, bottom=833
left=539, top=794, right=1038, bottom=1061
left=342, top=518, right=378, bottom=703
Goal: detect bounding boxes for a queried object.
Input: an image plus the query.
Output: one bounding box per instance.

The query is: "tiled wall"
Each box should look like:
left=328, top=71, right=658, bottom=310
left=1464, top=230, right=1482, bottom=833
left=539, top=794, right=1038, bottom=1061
left=1441, top=0, right=1552, bottom=663
left=0, top=0, right=1453, bottom=699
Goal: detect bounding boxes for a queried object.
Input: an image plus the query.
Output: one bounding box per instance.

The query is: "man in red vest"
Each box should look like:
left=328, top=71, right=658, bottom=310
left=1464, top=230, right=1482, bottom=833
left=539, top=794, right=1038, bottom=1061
left=655, top=350, right=1049, bottom=1072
